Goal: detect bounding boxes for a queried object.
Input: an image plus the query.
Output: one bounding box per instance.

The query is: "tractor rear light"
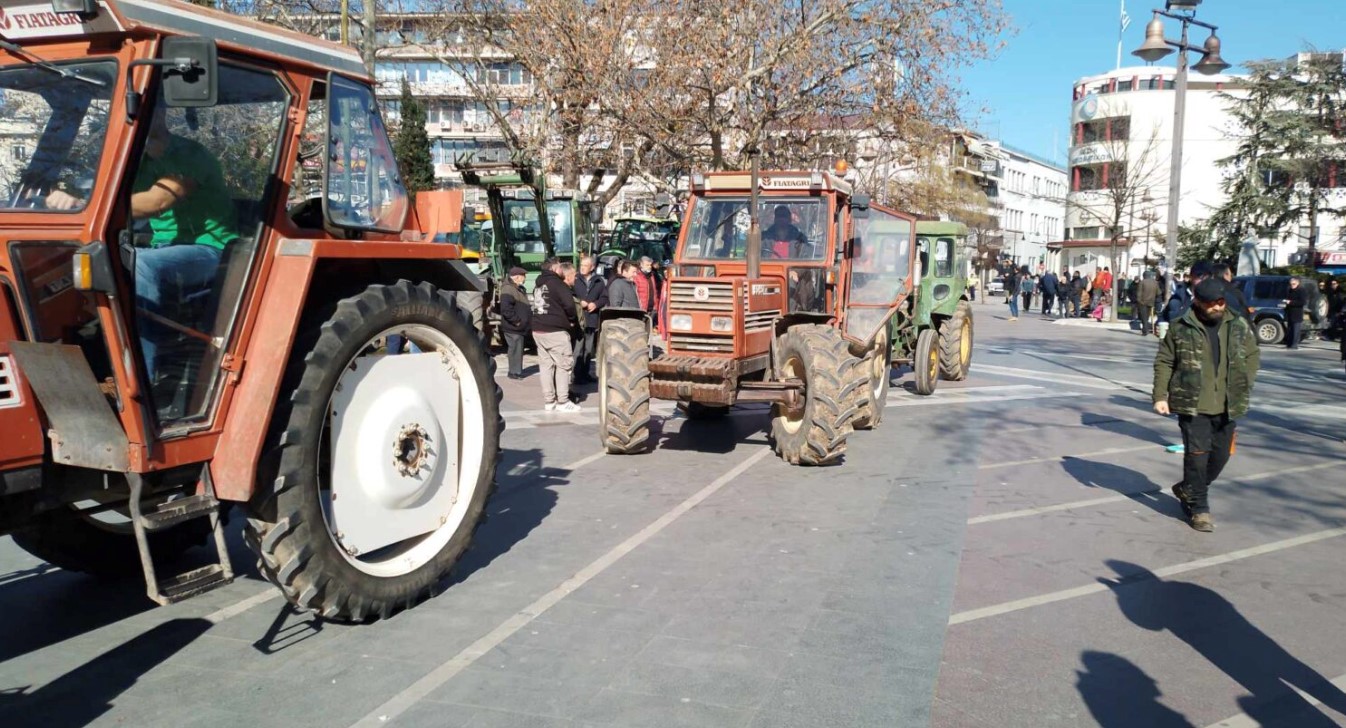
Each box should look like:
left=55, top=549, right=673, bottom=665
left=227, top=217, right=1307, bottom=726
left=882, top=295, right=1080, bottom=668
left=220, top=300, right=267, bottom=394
left=825, top=268, right=837, bottom=285
left=670, top=314, right=693, bottom=331
left=710, top=316, right=733, bottom=332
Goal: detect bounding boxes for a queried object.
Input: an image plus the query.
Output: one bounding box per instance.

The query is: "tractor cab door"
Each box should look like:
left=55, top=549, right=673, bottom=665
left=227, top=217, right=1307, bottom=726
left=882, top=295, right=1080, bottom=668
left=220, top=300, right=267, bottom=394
left=119, top=62, right=292, bottom=428
left=843, top=206, right=916, bottom=345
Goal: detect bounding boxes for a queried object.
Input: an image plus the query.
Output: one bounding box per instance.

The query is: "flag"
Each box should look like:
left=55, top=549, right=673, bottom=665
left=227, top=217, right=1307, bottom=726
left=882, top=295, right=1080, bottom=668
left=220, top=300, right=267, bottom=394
left=1120, top=8, right=1132, bottom=33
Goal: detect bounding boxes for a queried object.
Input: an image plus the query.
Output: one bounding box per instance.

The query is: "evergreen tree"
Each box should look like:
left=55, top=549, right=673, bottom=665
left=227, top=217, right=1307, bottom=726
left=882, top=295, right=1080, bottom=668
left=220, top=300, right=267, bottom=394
left=1208, top=55, right=1346, bottom=261
left=393, top=77, right=435, bottom=199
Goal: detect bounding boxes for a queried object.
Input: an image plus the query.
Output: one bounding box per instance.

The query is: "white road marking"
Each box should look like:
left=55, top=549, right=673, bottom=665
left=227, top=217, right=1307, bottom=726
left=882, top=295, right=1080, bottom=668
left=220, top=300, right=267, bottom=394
left=203, top=588, right=284, bottom=624
left=968, top=461, right=1341, bottom=525
left=947, top=527, right=1346, bottom=626
left=503, top=384, right=1053, bottom=430
left=349, top=446, right=776, bottom=728
left=1204, top=672, right=1346, bottom=727
left=974, top=363, right=1151, bottom=392
left=561, top=450, right=606, bottom=471
left=978, top=444, right=1156, bottom=470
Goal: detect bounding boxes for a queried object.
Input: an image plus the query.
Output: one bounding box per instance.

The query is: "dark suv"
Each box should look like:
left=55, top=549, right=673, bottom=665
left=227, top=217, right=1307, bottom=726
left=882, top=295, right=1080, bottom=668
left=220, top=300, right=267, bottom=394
left=1229, top=275, right=1329, bottom=345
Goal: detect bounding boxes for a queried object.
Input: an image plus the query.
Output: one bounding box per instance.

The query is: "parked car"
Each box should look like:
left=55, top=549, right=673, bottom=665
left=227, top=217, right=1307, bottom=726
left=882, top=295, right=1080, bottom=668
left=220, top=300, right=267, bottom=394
left=1229, top=275, right=1330, bottom=345
left=987, top=276, right=1006, bottom=295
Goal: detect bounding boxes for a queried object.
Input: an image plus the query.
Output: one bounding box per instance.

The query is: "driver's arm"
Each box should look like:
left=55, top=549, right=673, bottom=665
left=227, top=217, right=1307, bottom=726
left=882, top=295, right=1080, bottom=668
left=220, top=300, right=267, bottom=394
left=131, top=175, right=195, bottom=217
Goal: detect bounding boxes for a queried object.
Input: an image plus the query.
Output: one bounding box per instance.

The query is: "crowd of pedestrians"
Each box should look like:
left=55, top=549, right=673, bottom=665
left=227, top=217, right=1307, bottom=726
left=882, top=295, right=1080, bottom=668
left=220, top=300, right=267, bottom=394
left=499, top=255, right=661, bottom=411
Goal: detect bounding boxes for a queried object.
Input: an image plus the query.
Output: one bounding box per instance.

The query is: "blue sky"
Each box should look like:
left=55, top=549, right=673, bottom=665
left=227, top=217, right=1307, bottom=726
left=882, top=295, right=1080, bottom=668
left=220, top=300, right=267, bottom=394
left=961, top=0, right=1346, bottom=165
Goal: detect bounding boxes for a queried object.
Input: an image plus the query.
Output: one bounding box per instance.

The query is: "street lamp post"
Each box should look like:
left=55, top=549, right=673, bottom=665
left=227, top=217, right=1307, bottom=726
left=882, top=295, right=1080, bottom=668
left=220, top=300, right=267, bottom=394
left=1133, top=0, right=1229, bottom=297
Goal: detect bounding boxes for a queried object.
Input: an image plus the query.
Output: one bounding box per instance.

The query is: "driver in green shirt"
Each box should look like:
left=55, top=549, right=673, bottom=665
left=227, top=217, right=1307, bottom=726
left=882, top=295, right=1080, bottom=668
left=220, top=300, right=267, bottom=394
left=47, top=105, right=239, bottom=380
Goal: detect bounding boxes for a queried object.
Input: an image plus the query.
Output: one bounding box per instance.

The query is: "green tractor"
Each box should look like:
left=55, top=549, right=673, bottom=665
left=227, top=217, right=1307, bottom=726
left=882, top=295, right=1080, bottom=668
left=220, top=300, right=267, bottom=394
left=594, top=196, right=679, bottom=278
left=455, top=158, right=601, bottom=339
left=890, top=221, right=974, bottom=395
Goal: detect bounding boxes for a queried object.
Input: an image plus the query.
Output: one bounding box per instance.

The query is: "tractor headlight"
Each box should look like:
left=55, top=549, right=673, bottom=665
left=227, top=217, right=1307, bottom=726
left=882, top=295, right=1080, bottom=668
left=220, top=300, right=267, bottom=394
left=710, top=316, right=733, bottom=332
left=670, top=314, right=693, bottom=331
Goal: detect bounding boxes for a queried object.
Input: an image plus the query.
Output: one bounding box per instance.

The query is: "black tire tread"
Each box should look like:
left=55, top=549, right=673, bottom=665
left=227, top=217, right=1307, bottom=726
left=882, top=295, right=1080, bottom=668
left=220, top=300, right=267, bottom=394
left=850, top=333, right=889, bottom=431
left=938, top=301, right=973, bottom=381
left=771, top=325, right=861, bottom=466
left=599, top=318, right=651, bottom=454
left=244, top=280, right=501, bottom=623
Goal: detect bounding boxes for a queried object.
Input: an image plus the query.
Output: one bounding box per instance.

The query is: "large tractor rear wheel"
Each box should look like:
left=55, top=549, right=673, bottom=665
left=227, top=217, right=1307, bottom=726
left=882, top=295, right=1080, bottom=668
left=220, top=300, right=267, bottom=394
left=598, top=317, right=651, bottom=454
left=770, top=325, right=862, bottom=465
left=850, top=328, right=891, bottom=431
left=938, top=301, right=974, bottom=381
left=245, top=281, right=501, bottom=622
left=913, top=327, right=940, bottom=396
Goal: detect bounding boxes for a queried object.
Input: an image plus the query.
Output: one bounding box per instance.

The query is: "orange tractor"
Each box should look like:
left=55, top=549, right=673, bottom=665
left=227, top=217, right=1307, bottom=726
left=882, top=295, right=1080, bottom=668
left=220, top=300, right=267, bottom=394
left=0, top=0, right=499, bottom=621
left=597, top=166, right=919, bottom=465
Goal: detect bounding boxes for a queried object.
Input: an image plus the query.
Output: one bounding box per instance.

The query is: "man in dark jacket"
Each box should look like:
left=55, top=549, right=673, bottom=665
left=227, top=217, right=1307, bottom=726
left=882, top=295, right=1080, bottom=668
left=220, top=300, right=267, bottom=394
left=1153, top=278, right=1260, bottom=532
left=608, top=260, right=642, bottom=309
left=1283, top=276, right=1308, bottom=350
left=1158, top=261, right=1211, bottom=336
left=1040, top=270, right=1059, bottom=316
left=531, top=258, right=582, bottom=412
left=1070, top=271, right=1087, bottom=317
left=499, top=266, right=531, bottom=380
left=1136, top=270, right=1160, bottom=335
left=572, top=256, right=608, bottom=384
left=1212, top=263, right=1250, bottom=326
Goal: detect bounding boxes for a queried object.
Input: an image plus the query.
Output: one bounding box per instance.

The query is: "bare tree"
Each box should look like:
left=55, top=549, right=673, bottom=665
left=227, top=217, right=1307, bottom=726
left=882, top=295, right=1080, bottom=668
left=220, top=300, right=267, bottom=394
left=1066, top=124, right=1168, bottom=320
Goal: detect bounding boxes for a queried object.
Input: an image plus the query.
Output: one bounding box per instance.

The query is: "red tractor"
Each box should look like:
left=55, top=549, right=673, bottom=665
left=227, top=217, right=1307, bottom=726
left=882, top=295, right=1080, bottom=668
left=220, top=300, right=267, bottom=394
left=597, top=167, right=919, bottom=464
left=0, top=0, right=499, bottom=621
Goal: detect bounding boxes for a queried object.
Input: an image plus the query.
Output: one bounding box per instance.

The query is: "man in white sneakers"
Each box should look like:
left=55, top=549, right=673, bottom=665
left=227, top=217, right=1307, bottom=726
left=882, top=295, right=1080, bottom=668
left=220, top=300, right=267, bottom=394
left=530, top=259, right=582, bottom=412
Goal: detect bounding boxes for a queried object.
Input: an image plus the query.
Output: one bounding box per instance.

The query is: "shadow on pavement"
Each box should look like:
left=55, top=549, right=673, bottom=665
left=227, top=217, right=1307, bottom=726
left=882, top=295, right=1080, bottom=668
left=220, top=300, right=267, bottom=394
left=1076, top=650, right=1195, bottom=728
left=0, top=617, right=212, bottom=727
left=1061, top=457, right=1186, bottom=523
left=1100, top=559, right=1346, bottom=727
left=448, top=448, right=563, bottom=583
left=0, top=569, right=157, bottom=664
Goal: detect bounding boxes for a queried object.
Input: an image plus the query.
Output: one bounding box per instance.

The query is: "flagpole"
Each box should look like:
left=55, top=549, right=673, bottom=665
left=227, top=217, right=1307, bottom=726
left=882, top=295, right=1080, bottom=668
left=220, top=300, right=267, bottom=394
left=1117, top=0, right=1128, bottom=69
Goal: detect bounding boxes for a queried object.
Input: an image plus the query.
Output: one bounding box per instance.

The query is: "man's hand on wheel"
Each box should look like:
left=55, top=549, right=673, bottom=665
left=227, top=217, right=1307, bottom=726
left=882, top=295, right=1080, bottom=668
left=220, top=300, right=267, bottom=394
left=1153, top=400, right=1171, bottom=416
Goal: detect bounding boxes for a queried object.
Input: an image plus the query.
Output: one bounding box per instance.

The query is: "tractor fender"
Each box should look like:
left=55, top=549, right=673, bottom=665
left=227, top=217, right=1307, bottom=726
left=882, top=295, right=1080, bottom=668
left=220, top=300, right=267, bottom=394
left=212, top=239, right=482, bottom=503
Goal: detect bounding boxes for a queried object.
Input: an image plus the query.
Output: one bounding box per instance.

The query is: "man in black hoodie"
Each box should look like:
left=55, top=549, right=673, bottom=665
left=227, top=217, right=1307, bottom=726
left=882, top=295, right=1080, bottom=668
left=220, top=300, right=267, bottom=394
left=531, top=259, right=582, bottom=411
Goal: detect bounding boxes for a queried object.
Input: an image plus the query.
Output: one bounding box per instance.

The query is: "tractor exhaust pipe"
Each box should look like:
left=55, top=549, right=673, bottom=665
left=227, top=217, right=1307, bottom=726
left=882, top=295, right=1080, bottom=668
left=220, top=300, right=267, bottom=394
left=746, top=146, right=761, bottom=281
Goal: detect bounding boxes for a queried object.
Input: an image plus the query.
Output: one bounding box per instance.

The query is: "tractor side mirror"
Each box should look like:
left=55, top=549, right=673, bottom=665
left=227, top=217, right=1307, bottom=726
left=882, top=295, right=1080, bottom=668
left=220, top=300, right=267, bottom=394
left=850, top=194, right=871, bottom=219
left=160, top=37, right=218, bottom=107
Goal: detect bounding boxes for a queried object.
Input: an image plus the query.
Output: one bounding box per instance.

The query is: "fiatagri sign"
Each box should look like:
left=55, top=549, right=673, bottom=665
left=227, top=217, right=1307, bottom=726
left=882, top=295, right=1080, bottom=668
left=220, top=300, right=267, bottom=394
left=0, top=2, right=122, bottom=40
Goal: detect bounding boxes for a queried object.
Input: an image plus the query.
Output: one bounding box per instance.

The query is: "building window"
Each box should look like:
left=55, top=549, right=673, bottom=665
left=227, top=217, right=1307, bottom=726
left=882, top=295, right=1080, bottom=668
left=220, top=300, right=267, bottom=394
left=1074, top=227, right=1101, bottom=240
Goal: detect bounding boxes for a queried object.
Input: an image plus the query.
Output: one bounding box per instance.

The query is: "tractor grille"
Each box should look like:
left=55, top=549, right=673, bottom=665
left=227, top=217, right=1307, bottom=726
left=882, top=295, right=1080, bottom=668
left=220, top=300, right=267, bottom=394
left=668, top=334, right=734, bottom=354
left=744, top=309, right=779, bottom=332
left=0, top=356, right=20, bottom=409
left=669, top=281, right=734, bottom=311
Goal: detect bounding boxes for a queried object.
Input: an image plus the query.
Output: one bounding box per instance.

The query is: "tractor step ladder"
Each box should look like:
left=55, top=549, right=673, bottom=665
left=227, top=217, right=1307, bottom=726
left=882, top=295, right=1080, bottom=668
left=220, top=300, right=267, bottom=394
left=127, top=468, right=235, bottom=605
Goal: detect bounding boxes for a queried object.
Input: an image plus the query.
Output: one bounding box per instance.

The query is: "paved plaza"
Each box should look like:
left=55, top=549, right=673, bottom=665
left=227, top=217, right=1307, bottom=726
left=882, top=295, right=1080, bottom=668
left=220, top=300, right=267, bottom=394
left=2, top=300, right=1345, bottom=727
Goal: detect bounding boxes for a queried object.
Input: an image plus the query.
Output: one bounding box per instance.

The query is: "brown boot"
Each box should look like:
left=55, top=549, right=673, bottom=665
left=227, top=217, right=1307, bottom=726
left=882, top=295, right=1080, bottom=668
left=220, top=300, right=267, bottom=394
left=1189, top=513, right=1215, bottom=532
left=1171, top=483, right=1192, bottom=519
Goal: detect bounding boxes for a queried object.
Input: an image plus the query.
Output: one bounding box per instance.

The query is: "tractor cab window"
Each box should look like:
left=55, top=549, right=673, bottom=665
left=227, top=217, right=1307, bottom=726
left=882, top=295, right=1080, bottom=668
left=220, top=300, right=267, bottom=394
left=681, top=196, right=825, bottom=261
left=126, top=64, right=290, bottom=425
left=847, top=208, right=915, bottom=342
left=934, top=237, right=954, bottom=277
left=325, top=75, right=408, bottom=232
left=502, top=199, right=573, bottom=255
left=1, top=60, right=116, bottom=213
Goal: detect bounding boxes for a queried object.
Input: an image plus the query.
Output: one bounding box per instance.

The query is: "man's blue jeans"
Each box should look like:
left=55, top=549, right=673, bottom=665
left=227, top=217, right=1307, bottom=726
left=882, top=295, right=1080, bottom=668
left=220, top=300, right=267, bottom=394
left=1008, top=292, right=1019, bottom=318
left=135, top=244, right=221, bottom=381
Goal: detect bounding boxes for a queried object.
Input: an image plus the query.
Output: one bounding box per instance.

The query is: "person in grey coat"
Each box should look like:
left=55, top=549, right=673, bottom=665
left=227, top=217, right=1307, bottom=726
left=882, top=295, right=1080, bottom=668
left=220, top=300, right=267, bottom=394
left=607, top=260, right=643, bottom=310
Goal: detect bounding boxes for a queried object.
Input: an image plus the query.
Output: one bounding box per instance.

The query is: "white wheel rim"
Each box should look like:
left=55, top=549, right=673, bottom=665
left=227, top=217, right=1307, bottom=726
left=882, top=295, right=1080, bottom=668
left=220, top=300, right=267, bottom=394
left=779, top=353, right=805, bottom=435
left=319, top=324, right=487, bottom=578
left=870, top=331, right=888, bottom=402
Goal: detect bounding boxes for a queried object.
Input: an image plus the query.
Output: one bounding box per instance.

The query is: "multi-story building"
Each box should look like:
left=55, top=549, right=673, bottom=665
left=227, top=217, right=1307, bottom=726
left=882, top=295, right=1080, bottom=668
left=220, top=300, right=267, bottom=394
left=997, top=143, right=1067, bottom=271
left=1059, top=59, right=1346, bottom=276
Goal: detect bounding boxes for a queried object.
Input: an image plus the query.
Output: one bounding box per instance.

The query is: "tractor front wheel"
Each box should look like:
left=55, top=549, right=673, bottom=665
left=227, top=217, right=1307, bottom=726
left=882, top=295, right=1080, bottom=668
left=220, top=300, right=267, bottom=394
left=913, top=327, right=940, bottom=396
left=598, top=317, right=652, bottom=454
left=850, top=328, right=891, bottom=430
left=770, top=325, right=862, bottom=465
left=246, top=281, right=501, bottom=622
left=938, top=301, right=974, bottom=381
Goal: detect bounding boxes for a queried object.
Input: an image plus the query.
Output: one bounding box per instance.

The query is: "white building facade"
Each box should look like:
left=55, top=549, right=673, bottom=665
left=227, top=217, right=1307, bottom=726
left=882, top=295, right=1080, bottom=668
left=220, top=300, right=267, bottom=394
left=996, top=144, right=1067, bottom=271
left=1058, top=63, right=1346, bottom=277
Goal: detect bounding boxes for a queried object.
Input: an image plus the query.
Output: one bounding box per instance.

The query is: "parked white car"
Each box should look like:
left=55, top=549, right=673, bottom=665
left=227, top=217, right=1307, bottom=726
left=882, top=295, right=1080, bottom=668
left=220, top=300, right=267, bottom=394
left=986, top=277, right=1006, bottom=295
